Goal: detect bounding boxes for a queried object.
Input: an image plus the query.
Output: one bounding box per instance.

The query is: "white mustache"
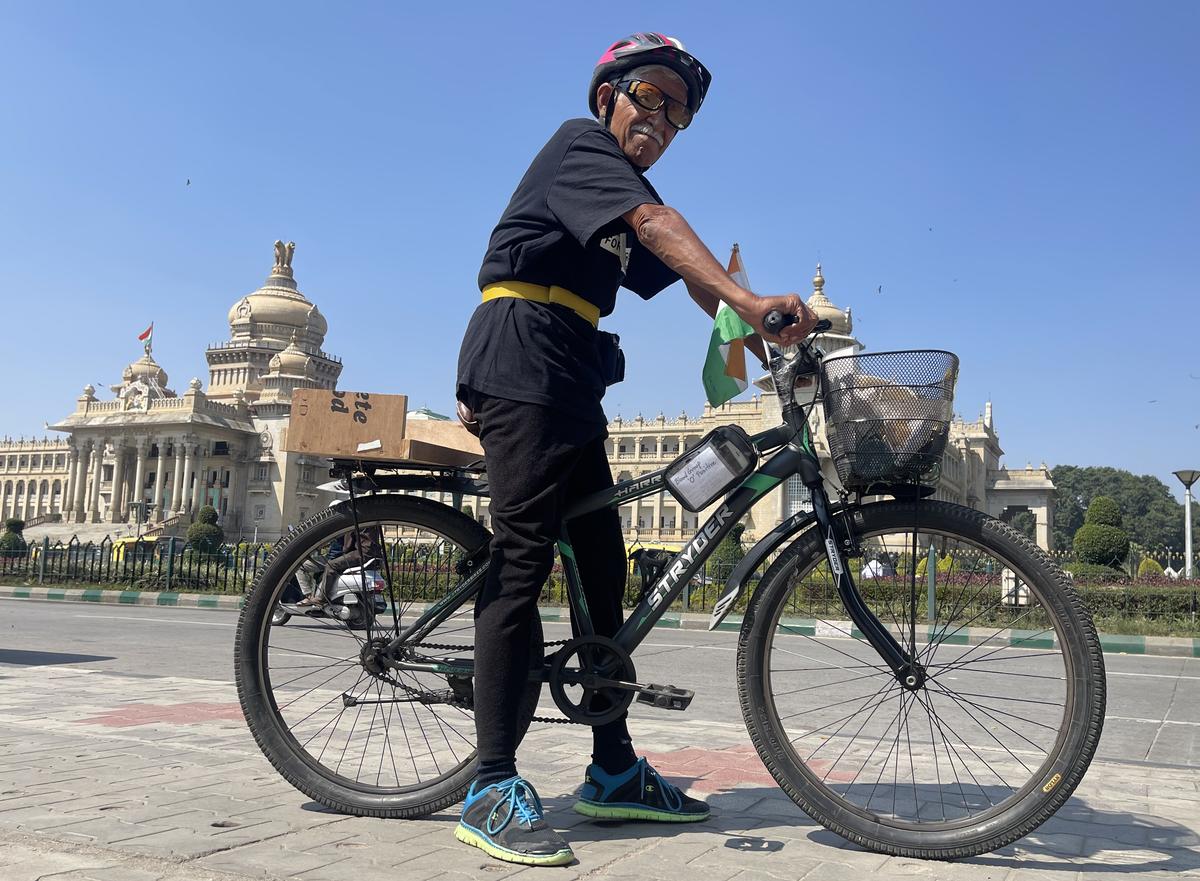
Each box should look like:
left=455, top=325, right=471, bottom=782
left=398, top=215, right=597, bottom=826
left=630, top=123, right=663, bottom=147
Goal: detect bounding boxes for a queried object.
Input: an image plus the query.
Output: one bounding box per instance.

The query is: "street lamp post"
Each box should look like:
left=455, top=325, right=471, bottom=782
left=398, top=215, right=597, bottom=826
left=1174, top=470, right=1200, bottom=580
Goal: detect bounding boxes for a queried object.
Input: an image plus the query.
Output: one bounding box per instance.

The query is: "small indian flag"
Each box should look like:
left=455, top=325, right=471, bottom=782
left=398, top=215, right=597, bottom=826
left=701, top=245, right=755, bottom=407
left=137, top=322, right=153, bottom=342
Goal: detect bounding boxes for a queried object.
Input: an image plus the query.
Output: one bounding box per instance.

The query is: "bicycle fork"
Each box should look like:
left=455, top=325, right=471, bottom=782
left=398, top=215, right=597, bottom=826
left=804, top=469, right=927, bottom=692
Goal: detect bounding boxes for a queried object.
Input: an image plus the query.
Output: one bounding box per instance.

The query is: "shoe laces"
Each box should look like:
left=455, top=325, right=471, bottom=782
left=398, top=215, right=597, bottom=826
left=638, top=759, right=683, bottom=811
left=488, top=778, right=545, bottom=834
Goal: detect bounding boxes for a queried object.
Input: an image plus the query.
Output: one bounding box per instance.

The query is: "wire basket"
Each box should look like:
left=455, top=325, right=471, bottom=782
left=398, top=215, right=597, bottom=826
left=820, top=350, right=959, bottom=490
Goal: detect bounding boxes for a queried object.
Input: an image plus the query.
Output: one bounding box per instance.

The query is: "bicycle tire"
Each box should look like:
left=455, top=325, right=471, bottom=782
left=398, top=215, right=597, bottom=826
left=738, top=499, right=1105, bottom=858
left=235, top=494, right=542, bottom=819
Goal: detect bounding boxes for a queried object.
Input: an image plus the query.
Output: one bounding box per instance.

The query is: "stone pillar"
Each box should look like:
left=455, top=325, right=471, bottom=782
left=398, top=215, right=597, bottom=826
left=652, top=492, right=663, bottom=536
left=63, top=446, right=78, bottom=518
left=179, top=442, right=195, bottom=515
left=226, top=450, right=244, bottom=531
left=152, top=438, right=168, bottom=522
left=170, top=442, right=185, bottom=518
left=87, top=441, right=104, bottom=523
left=132, top=438, right=149, bottom=522
left=1034, top=506, right=1051, bottom=552
left=72, top=440, right=91, bottom=523
left=109, top=442, right=127, bottom=523
left=191, top=444, right=207, bottom=514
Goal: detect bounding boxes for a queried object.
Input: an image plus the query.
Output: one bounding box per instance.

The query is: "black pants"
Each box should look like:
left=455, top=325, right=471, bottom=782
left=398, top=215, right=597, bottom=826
left=466, top=391, right=627, bottom=777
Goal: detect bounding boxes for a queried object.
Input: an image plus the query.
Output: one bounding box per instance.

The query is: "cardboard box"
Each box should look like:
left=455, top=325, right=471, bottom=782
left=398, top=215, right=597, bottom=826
left=283, top=391, right=484, bottom=467
left=284, top=390, right=408, bottom=460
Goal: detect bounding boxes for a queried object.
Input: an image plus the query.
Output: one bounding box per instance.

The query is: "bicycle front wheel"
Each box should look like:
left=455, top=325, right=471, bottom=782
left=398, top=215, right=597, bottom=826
left=739, top=500, right=1105, bottom=858
left=235, top=494, right=543, bottom=819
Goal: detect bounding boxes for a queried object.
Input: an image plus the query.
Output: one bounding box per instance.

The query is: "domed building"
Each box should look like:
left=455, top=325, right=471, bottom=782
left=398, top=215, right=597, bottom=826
left=0, top=251, right=1055, bottom=552
left=0, top=242, right=342, bottom=540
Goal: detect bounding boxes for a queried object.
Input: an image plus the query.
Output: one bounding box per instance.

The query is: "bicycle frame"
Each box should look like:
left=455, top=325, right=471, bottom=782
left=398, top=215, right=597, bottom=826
left=382, top=417, right=915, bottom=686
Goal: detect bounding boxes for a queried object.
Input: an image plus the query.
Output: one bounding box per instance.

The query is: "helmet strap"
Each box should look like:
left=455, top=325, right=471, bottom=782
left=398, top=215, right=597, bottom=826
left=602, top=83, right=619, bottom=130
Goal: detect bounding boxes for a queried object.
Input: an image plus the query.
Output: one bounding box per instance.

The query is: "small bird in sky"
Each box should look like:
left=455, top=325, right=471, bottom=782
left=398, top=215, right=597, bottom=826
left=1148, top=399, right=1157, bottom=403
left=186, top=178, right=191, bottom=186
left=928, top=227, right=933, bottom=232
left=876, top=285, right=883, bottom=294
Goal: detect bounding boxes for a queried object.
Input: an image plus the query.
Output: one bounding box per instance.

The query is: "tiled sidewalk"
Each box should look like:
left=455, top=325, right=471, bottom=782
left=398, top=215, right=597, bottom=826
left=1, top=664, right=1199, bottom=880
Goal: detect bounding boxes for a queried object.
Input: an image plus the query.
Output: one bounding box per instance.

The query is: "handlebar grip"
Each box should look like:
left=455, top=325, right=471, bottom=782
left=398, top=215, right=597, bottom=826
left=763, top=311, right=795, bottom=335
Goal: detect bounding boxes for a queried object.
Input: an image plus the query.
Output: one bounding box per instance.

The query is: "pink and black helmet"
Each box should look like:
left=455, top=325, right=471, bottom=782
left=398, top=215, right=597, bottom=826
left=587, top=33, right=712, bottom=117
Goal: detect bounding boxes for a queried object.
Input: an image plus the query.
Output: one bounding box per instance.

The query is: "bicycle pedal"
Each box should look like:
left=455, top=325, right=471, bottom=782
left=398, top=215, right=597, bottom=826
left=636, top=683, right=693, bottom=711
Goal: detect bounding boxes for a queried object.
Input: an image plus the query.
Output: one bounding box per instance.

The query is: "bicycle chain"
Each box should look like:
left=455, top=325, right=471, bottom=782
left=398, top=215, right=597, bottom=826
left=407, top=637, right=583, bottom=725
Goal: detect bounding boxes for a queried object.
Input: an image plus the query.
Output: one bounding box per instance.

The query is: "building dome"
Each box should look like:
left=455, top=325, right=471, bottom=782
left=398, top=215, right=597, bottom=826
left=268, top=335, right=312, bottom=377
left=227, top=241, right=328, bottom=345
left=806, top=264, right=852, bottom=336
left=122, top=352, right=170, bottom=390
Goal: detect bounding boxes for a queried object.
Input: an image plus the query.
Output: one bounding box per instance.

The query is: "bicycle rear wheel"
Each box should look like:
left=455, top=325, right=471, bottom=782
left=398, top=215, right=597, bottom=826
left=235, top=494, right=542, bottom=819
left=739, top=500, right=1105, bottom=858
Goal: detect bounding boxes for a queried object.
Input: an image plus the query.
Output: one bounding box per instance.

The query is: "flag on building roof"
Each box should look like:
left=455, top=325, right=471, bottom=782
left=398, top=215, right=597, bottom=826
left=137, top=322, right=154, bottom=341
left=701, top=245, right=755, bottom=407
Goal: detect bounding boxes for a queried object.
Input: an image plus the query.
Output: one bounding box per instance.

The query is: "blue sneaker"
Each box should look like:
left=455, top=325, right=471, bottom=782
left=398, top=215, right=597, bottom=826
left=575, top=757, right=710, bottom=822
left=455, top=776, right=574, bottom=866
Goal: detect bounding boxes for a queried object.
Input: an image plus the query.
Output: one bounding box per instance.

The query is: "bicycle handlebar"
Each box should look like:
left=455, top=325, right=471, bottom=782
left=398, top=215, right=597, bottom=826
left=763, top=311, right=833, bottom=337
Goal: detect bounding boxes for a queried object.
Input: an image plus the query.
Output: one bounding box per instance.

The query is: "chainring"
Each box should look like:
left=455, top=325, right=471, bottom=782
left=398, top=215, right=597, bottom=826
left=547, top=634, right=636, bottom=726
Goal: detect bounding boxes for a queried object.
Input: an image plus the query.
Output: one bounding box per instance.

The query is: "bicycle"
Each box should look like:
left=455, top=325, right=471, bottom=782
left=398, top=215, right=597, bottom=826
left=234, top=315, right=1105, bottom=859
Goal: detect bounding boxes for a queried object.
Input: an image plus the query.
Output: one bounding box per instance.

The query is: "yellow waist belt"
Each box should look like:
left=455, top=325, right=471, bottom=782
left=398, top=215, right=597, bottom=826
left=482, top=281, right=600, bottom=329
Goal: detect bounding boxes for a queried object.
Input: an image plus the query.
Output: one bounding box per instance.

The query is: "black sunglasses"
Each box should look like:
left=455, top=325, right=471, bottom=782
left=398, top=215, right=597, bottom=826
left=615, top=79, right=694, bottom=131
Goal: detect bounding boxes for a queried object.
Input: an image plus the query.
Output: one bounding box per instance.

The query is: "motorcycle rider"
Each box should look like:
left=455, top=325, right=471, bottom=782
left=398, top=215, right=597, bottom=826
left=453, top=33, right=817, bottom=866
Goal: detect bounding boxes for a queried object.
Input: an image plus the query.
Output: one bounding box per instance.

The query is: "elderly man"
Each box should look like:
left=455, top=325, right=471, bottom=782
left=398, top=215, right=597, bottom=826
left=454, top=33, right=817, bottom=866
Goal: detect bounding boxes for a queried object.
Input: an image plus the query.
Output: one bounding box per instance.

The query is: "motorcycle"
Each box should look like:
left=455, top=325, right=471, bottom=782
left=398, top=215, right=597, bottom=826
left=271, top=557, right=388, bottom=630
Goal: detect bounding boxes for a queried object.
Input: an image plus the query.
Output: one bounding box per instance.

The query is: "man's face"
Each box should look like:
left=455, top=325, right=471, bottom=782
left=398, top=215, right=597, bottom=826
left=596, top=66, right=688, bottom=169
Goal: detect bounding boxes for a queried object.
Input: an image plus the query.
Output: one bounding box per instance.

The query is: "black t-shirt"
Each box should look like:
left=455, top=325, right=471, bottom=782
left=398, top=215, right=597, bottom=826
left=457, top=118, right=680, bottom=435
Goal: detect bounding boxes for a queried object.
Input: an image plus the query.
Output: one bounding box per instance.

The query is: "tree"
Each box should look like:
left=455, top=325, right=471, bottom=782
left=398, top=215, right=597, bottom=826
left=0, top=518, right=27, bottom=558
left=1002, top=509, right=1037, bottom=543
left=1072, top=496, right=1129, bottom=569
left=1051, top=465, right=1187, bottom=552
left=710, top=522, right=747, bottom=572
left=186, top=505, right=224, bottom=552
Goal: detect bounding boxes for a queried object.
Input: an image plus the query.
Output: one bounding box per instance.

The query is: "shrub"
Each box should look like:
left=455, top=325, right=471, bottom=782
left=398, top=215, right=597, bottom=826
left=1073, top=496, right=1129, bottom=566
left=0, top=518, right=27, bottom=557
left=187, top=506, right=224, bottom=552
left=916, top=553, right=957, bottom=578
left=1137, top=557, right=1165, bottom=578
left=1073, top=524, right=1129, bottom=567
left=1084, top=496, right=1123, bottom=528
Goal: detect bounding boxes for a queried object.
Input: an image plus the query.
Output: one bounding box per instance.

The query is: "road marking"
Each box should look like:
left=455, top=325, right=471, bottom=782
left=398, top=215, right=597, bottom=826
left=1109, top=671, right=1200, bottom=681
left=74, top=615, right=233, bottom=627
left=1106, top=715, right=1200, bottom=727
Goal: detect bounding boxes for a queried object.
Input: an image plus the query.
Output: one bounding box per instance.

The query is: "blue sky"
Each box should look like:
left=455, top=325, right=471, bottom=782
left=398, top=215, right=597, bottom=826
left=1, top=2, right=1197, bottom=501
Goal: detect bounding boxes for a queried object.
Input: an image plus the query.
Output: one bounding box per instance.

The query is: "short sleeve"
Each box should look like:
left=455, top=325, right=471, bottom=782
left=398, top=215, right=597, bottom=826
left=546, top=129, right=660, bottom=248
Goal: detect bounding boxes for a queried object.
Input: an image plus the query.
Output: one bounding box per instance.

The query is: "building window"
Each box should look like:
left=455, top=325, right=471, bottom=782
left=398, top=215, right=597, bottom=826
left=301, top=465, right=314, bottom=483
left=254, top=505, right=266, bottom=520
left=299, top=507, right=310, bottom=521
left=55, top=455, right=65, bottom=468
left=255, top=463, right=269, bottom=481
left=31, top=455, right=40, bottom=468
left=213, top=441, right=229, bottom=456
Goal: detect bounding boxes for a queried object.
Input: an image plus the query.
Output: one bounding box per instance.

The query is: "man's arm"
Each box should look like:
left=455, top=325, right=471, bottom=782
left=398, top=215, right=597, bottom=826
left=624, top=203, right=817, bottom=345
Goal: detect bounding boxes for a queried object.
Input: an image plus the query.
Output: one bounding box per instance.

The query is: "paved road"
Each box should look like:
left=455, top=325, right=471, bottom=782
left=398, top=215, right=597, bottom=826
left=2, top=597, right=1200, bottom=881
left=2, top=598, right=1197, bottom=767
